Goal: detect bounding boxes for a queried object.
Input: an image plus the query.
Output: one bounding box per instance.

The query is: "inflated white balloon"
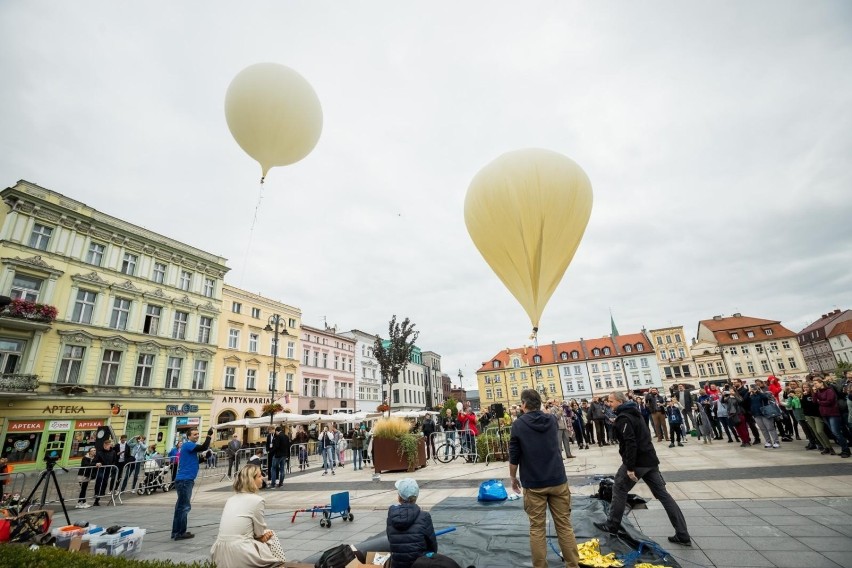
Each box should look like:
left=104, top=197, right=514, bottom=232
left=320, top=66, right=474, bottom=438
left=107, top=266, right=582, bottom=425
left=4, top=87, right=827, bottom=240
left=456, top=402, right=463, bottom=412
left=225, top=62, right=323, bottom=182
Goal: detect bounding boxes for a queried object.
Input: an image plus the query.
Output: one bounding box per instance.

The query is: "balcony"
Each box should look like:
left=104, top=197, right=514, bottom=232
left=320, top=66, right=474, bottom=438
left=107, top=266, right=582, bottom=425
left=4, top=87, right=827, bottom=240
left=0, top=299, right=57, bottom=331
left=0, top=373, right=40, bottom=393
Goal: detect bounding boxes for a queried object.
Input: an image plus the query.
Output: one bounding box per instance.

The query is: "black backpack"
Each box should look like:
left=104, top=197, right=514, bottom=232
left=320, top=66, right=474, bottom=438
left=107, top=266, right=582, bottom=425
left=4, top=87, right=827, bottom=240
left=596, top=477, right=615, bottom=502
left=315, top=544, right=357, bottom=568
left=412, top=552, right=467, bottom=568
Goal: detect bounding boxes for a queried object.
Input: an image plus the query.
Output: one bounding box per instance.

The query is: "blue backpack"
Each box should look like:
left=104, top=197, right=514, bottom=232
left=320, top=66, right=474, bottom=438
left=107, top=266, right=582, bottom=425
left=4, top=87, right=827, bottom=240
left=477, top=479, right=508, bottom=502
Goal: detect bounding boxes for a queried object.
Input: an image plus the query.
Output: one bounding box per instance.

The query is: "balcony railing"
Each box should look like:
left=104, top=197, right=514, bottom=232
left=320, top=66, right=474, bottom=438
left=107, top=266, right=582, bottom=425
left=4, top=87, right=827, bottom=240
left=0, top=373, right=39, bottom=392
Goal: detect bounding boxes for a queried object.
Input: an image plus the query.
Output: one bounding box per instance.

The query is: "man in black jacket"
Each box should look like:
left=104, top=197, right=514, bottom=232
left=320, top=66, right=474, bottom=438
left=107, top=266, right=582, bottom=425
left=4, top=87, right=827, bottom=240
left=387, top=478, right=437, bottom=568
left=93, top=438, right=118, bottom=506
left=595, top=391, right=691, bottom=546
left=676, top=384, right=695, bottom=432
left=645, top=388, right=668, bottom=442
left=509, top=389, right=580, bottom=568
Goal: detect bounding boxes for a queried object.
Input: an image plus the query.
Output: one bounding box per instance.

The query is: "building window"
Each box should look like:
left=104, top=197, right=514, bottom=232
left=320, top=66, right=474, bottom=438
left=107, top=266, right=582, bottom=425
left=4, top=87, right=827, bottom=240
left=271, top=337, right=279, bottom=357
left=110, top=298, right=131, bottom=330
left=492, top=360, right=501, bottom=369
left=735, top=363, right=743, bottom=374
left=698, top=363, right=706, bottom=377
left=192, top=360, right=207, bottom=389
left=636, top=344, right=644, bottom=352
left=547, top=369, right=554, bottom=377
left=287, top=341, right=295, bottom=359
left=86, top=242, right=105, bottom=266
left=602, top=362, right=610, bottom=372
left=678, top=348, right=686, bottom=358
left=165, top=357, right=182, bottom=389
left=656, top=336, right=663, bottom=345
left=72, top=290, right=97, bottom=324
left=716, top=362, right=724, bottom=374
left=99, top=350, right=121, bottom=385
left=173, top=311, right=188, bottom=339
left=560, top=352, right=568, bottom=361
left=246, top=369, right=257, bottom=390
left=228, top=329, right=240, bottom=349
left=746, top=330, right=755, bottom=338
left=121, top=253, right=138, bottom=276
left=270, top=371, right=277, bottom=392
left=756, top=344, right=764, bottom=354
left=592, top=348, right=600, bottom=356
left=198, top=316, right=212, bottom=343
left=675, top=333, right=682, bottom=342
left=661, top=351, right=668, bottom=360
left=143, top=305, right=161, bottom=335
left=178, top=270, right=192, bottom=291
left=624, top=344, right=632, bottom=353
left=761, top=360, right=770, bottom=372
left=152, top=262, right=167, bottom=284
left=666, top=335, right=672, bottom=344
left=641, top=358, right=649, bottom=368
left=288, top=318, right=296, bottom=328
left=764, top=329, right=773, bottom=336
left=232, top=302, right=242, bottom=314
left=202, top=278, right=215, bottom=298
left=781, top=340, right=791, bottom=349
left=249, top=333, right=258, bottom=353
left=603, top=347, right=611, bottom=356
left=747, top=362, right=755, bottom=373
left=303, top=349, right=310, bottom=365
left=788, top=357, right=797, bottom=369
left=777, top=359, right=786, bottom=371
left=224, top=367, right=236, bottom=389
left=28, top=224, right=53, bottom=250
left=591, top=363, right=599, bottom=373
left=57, top=345, right=85, bottom=383
left=323, top=353, right=328, bottom=368
left=286, top=372, right=294, bottom=392
left=10, top=274, right=43, bottom=302
left=135, top=354, right=154, bottom=387
left=251, top=307, right=261, bottom=319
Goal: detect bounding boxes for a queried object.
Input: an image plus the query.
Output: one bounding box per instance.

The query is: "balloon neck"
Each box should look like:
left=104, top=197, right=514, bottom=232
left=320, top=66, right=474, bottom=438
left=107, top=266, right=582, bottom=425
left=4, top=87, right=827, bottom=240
left=260, top=176, right=265, bottom=184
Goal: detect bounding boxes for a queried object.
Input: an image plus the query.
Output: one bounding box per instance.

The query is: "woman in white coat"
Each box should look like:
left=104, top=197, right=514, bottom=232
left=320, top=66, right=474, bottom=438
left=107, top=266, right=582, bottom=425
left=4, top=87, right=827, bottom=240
left=210, top=463, right=286, bottom=567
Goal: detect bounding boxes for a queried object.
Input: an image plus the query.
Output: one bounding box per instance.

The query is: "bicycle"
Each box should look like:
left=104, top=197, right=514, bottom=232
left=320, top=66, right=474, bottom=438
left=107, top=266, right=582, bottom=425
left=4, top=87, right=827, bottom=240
left=435, top=435, right=477, bottom=464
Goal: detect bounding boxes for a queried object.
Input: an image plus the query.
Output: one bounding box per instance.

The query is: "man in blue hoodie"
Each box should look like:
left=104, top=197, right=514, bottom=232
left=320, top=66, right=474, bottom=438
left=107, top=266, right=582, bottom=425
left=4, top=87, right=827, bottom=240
left=170, top=427, right=213, bottom=540
left=594, top=391, right=691, bottom=546
left=509, top=389, right=580, bottom=568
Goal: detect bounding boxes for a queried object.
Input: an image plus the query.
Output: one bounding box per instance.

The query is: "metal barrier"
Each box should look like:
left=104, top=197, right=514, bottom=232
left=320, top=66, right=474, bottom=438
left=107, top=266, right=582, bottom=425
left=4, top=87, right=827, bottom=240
left=20, top=463, right=120, bottom=510
left=1, top=470, right=28, bottom=498
left=479, top=425, right=510, bottom=465
left=429, top=431, right=479, bottom=464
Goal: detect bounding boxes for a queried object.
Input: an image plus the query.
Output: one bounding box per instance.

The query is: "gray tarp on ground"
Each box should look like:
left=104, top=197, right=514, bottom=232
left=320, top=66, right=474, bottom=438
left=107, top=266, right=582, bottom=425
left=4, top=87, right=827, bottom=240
left=307, top=495, right=681, bottom=568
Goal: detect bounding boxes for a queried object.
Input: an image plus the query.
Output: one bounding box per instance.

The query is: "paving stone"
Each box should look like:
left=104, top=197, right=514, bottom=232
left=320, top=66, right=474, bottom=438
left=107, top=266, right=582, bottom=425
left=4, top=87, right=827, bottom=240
left=691, top=535, right=754, bottom=550
left=687, top=525, right=738, bottom=537
left=745, top=535, right=808, bottom=550
left=778, top=524, right=846, bottom=538
left=709, top=507, right=760, bottom=517
left=760, top=550, right=844, bottom=568
left=703, top=549, right=774, bottom=566
left=824, top=551, right=852, bottom=568
left=798, top=536, right=852, bottom=552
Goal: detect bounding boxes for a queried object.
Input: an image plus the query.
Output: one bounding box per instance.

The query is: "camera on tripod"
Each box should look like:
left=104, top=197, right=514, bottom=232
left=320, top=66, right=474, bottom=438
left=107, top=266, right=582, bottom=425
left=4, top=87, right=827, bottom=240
left=44, top=448, right=62, bottom=466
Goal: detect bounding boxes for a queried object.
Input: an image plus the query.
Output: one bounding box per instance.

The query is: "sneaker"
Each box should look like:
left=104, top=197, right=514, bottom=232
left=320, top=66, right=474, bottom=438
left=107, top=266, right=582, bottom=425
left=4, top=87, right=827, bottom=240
left=677, top=443, right=683, bottom=447
left=772, top=443, right=780, bottom=448
left=668, top=444, right=675, bottom=448
left=668, top=535, right=691, bottom=546
left=841, top=450, right=851, bottom=459
left=322, top=471, right=327, bottom=476
left=174, top=532, right=195, bottom=540
left=764, top=443, right=772, bottom=448
left=75, top=502, right=91, bottom=509
left=331, top=469, right=335, bottom=475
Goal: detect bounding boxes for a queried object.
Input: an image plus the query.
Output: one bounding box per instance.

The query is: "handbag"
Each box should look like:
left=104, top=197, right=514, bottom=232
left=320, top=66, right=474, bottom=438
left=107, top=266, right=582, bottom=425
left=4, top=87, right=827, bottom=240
left=761, top=400, right=781, bottom=419
left=265, top=531, right=286, bottom=562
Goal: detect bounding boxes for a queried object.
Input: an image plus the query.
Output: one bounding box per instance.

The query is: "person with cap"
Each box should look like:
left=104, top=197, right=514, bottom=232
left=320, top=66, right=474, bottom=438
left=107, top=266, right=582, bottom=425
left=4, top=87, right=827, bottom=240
left=509, top=389, right=580, bottom=568
left=387, top=478, right=437, bottom=568
left=226, top=433, right=242, bottom=478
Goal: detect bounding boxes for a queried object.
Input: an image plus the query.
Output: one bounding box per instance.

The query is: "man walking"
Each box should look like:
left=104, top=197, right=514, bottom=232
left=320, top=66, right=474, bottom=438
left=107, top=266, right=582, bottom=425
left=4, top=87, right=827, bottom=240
left=171, top=427, right=213, bottom=540
left=509, top=389, right=580, bottom=568
left=226, top=433, right=242, bottom=478
left=594, top=391, right=691, bottom=547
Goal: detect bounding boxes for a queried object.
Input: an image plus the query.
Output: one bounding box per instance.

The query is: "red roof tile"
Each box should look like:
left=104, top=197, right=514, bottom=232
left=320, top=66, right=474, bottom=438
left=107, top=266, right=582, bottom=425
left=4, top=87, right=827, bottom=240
left=828, top=320, right=852, bottom=340
left=699, top=315, right=795, bottom=345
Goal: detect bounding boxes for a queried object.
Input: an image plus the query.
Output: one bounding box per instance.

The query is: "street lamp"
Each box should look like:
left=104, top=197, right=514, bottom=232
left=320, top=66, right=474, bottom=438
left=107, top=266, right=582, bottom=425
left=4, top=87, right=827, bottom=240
left=264, top=314, right=290, bottom=426
left=763, top=344, right=779, bottom=376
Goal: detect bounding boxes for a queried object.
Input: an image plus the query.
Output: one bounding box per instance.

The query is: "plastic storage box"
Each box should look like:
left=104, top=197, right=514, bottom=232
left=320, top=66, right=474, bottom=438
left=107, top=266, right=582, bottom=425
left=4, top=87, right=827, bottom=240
left=89, top=527, right=145, bottom=556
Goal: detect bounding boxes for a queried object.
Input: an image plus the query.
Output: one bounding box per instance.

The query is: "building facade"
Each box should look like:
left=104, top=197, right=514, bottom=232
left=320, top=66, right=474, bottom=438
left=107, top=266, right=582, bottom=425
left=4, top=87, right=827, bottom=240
left=697, top=314, right=807, bottom=383
left=828, top=321, right=852, bottom=367
left=646, top=326, right=696, bottom=392
left=340, top=329, right=382, bottom=412
left=421, top=350, right=444, bottom=410
left=796, top=309, right=851, bottom=374
left=210, top=285, right=301, bottom=447
left=0, top=180, right=228, bottom=469
left=299, top=324, right=356, bottom=414
left=689, top=338, right=729, bottom=387
left=383, top=344, right=428, bottom=411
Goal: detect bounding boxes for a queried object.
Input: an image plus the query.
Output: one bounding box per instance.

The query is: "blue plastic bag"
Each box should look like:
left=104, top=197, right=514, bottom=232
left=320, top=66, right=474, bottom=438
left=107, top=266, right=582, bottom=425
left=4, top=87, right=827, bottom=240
left=477, top=479, right=508, bottom=502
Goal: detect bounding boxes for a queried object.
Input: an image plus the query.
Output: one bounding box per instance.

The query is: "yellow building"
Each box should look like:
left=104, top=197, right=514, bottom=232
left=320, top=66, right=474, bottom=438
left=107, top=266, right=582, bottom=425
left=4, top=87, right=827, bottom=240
left=211, top=285, right=301, bottom=448
left=0, top=180, right=228, bottom=470
left=476, top=345, right=563, bottom=410
left=646, top=325, right=697, bottom=393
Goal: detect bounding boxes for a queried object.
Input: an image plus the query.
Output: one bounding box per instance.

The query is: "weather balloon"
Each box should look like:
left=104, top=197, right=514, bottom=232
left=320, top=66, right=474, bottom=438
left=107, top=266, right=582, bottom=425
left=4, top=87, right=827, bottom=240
left=224, top=62, right=323, bottom=182
left=464, top=148, right=593, bottom=336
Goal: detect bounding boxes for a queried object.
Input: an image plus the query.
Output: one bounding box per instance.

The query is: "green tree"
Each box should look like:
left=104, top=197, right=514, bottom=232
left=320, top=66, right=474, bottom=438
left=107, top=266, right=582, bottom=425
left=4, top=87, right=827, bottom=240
left=374, top=315, right=419, bottom=414
left=835, top=360, right=851, bottom=379
left=441, top=397, right=458, bottom=419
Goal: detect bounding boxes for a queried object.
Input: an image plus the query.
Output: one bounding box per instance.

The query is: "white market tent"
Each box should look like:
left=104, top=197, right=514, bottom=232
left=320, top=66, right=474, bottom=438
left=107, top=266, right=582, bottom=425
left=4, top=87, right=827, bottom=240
left=215, top=409, right=436, bottom=430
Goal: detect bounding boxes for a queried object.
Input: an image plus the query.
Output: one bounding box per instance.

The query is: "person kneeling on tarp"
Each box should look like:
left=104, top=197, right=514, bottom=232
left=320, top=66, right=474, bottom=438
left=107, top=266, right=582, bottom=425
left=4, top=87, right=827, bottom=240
left=387, top=478, right=438, bottom=568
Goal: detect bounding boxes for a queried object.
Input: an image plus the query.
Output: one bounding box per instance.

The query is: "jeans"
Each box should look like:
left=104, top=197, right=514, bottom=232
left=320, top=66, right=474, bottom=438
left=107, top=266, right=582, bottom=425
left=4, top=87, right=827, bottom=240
left=171, top=479, right=194, bottom=538
left=119, top=461, right=136, bottom=492
left=130, top=461, right=142, bottom=489
left=322, top=445, right=336, bottom=470
left=353, top=447, right=363, bottom=469
left=755, top=415, right=779, bottom=445
left=608, top=464, right=689, bottom=541
left=94, top=468, right=113, bottom=500
left=523, top=482, right=580, bottom=568
left=824, top=415, right=850, bottom=452
left=270, top=456, right=286, bottom=486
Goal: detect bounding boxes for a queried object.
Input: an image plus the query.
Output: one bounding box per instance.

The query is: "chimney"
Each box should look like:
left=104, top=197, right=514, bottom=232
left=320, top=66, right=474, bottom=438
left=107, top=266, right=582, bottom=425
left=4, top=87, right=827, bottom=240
left=551, top=340, right=558, bottom=360
left=822, top=314, right=828, bottom=319
left=834, top=309, right=841, bottom=314
left=713, top=315, right=723, bottom=321
left=733, top=313, right=741, bottom=317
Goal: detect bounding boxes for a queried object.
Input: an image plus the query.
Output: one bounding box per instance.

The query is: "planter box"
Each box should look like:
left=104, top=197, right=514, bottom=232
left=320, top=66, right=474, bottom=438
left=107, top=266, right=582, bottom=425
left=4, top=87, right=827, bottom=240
left=372, top=437, right=427, bottom=473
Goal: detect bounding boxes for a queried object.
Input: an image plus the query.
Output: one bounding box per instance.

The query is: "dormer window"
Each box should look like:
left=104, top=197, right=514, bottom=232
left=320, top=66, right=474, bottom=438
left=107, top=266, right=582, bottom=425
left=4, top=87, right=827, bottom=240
left=602, top=347, right=611, bottom=356
left=731, top=332, right=739, bottom=340
left=512, top=358, right=520, bottom=368
left=636, top=344, right=644, bottom=352
left=746, top=330, right=755, bottom=338
left=764, top=329, right=773, bottom=336
left=533, top=355, right=542, bottom=364
left=571, top=351, right=579, bottom=359
left=592, top=348, right=600, bottom=356
left=560, top=352, right=568, bottom=361
left=492, top=360, right=501, bottom=369
left=624, top=344, right=633, bottom=353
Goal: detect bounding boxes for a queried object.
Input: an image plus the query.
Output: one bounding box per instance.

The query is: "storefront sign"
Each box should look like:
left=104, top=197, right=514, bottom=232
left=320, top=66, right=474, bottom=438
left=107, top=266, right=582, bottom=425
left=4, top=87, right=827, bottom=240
left=221, top=396, right=271, bottom=405
left=42, top=405, right=86, bottom=414
left=76, top=420, right=104, bottom=429
left=8, top=420, right=44, bottom=432
left=48, top=421, right=72, bottom=431
left=176, top=417, right=200, bottom=427
left=166, top=403, right=199, bottom=416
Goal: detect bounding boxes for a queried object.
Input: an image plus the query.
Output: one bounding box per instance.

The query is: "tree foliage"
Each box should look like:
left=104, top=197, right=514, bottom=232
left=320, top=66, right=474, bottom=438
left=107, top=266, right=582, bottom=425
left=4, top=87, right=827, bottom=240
left=374, top=315, right=419, bottom=413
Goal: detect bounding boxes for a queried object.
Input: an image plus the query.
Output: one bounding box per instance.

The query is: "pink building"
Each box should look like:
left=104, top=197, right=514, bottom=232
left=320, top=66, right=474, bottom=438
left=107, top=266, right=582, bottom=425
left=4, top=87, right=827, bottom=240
left=298, top=324, right=356, bottom=414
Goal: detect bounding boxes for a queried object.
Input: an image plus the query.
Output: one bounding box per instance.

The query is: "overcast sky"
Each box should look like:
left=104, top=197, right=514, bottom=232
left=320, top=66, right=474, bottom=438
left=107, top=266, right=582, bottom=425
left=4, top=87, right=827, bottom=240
left=2, top=2, right=850, bottom=389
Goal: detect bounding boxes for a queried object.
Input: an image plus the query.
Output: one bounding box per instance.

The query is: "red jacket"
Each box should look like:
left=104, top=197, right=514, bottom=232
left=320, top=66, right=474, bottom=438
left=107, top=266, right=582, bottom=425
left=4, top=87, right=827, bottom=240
left=457, top=411, right=479, bottom=436
left=767, top=377, right=782, bottom=403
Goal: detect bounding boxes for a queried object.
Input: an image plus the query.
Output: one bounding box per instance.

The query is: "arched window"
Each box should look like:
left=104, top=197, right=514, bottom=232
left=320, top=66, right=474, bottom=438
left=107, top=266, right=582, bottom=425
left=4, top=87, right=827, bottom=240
left=512, top=359, right=520, bottom=368
left=636, top=343, right=644, bottom=352
left=571, top=351, right=579, bottom=359
left=217, top=410, right=236, bottom=425
left=624, top=344, right=633, bottom=353
left=603, top=347, right=611, bottom=356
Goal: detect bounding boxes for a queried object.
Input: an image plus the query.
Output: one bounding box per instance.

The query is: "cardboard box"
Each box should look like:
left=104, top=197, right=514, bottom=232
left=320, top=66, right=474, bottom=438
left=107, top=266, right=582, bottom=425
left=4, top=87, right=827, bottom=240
left=346, top=551, right=392, bottom=568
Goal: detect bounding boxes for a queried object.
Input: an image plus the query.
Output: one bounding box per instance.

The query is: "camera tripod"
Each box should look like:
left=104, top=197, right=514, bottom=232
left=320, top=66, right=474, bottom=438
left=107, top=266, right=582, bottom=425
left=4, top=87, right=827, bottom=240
left=22, top=459, right=72, bottom=525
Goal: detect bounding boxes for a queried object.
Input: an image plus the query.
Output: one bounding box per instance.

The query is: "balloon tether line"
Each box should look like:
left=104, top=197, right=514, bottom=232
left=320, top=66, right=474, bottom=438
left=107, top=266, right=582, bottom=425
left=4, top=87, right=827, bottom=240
left=239, top=181, right=265, bottom=286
